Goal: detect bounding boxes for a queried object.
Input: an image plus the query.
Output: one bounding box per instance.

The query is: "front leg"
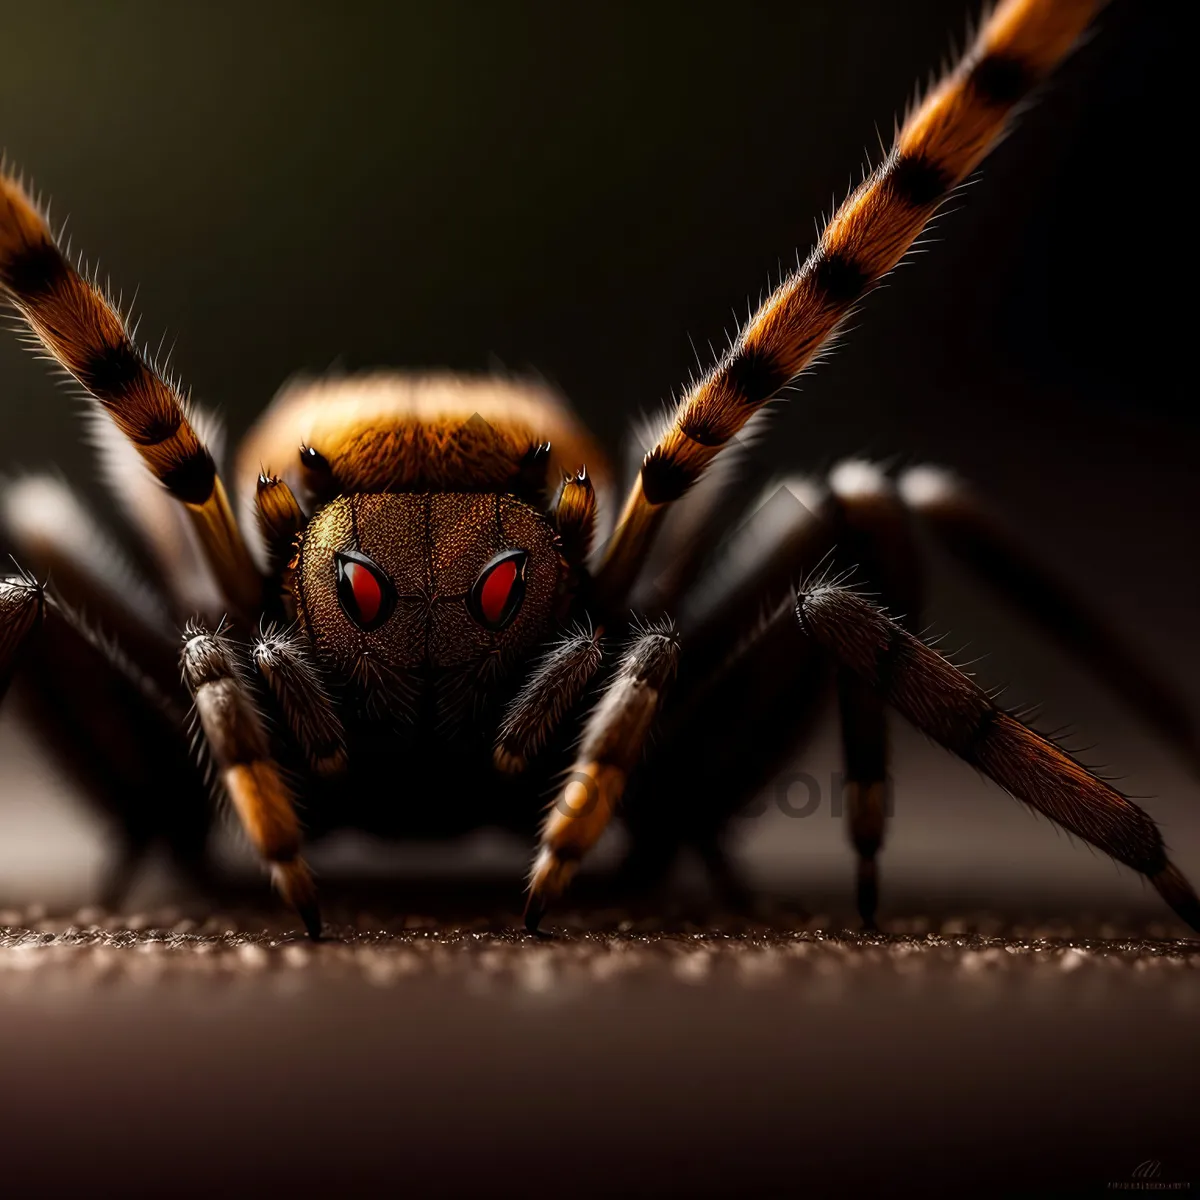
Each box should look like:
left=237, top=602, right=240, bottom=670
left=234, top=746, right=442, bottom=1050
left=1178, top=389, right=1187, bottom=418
left=252, top=623, right=347, bottom=779
left=493, top=623, right=604, bottom=774
left=181, top=622, right=321, bottom=938
left=524, top=621, right=679, bottom=931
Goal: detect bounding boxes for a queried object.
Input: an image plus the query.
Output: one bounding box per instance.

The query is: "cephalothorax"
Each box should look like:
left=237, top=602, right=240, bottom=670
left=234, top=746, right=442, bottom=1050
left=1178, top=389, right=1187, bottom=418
left=2, top=0, right=1198, bottom=939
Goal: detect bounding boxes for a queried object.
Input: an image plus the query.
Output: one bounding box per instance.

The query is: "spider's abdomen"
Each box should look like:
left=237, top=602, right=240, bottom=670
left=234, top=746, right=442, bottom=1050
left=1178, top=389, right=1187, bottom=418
left=290, top=491, right=564, bottom=726
left=236, top=370, right=607, bottom=516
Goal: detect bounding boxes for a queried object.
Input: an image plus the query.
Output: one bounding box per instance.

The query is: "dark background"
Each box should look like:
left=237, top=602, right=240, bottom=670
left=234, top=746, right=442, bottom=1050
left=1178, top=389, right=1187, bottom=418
left=1, top=2, right=1197, bottom=1197
left=1, top=0, right=1192, bottom=467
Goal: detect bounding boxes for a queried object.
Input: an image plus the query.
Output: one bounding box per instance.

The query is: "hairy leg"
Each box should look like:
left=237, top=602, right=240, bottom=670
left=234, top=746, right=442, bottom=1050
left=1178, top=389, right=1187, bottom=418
left=1, top=474, right=178, bottom=688
left=594, top=0, right=1099, bottom=608
left=493, top=623, right=604, bottom=774
left=181, top=623, right=320, bottom=938
left=0, top=172, right=259, bottom=612
left=252, top=624, right=347, bottom=779
left=627, top=418, right=772, bottom=617
left=628, top=597, right=828, bottom=910
left=2, top=569, right=209, bottom=902
left=254, top=474, right=307, bottom=587
left=622, top=477, right=835, bottom=902
left=795, top=583, right=1200, bottom=933
left=525, top=622, right=679, bottom=930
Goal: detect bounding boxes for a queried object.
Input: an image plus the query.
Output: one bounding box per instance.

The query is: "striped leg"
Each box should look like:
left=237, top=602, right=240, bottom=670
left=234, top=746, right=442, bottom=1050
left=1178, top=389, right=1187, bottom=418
left=594, top=0, right=1099, bottom=607
left=628, top=419, right=770, bottom=617
left=899, top=465, right=1200, bottom=774
left=87, top=415, right=227, bottom=622
left=181, top=623, right=320, bottom=938
left=524, top=622, right=679, bottom=931
left=0, top=172, right=259, bottom=614
left=794, top=584, right=1200, bottom=934
left=827, top=462, right=923, bottom=928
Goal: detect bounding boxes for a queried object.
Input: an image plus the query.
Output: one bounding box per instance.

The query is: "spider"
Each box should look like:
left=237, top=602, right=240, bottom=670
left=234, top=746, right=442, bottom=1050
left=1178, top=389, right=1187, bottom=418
left=1, top=0, right=1197, bottom=941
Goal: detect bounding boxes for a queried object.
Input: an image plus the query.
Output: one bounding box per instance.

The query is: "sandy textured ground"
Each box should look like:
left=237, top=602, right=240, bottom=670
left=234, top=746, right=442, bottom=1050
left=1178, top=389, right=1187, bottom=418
left=3, top=901, right=1198, bottom=986
left=3, top=897, right=1198, bottom=1200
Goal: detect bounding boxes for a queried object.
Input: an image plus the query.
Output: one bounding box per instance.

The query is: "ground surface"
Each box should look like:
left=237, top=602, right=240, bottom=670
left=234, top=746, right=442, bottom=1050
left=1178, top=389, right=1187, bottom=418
left=2, top=888, right=1197, bottom=1200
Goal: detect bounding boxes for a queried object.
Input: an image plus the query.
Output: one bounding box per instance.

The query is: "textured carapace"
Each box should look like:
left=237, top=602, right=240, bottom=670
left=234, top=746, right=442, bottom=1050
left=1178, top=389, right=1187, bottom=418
left=290, top=491, right=565, bottom=720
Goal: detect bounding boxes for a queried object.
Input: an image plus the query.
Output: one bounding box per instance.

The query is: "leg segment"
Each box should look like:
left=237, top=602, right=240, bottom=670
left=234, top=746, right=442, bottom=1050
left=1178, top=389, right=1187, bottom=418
left=609, top=478, right=835, bottom=904
left=0, top=172, right=259, bottom=613
left=899, top=465, right=1200, bottom=774
left=552, top=468, right=599, bottom=611
left=628, top=417, right=771, bottom=617
left=525, top=622, right=679, bottom=930
left=254, top=474, right=306, bottom=581
left=251, top=624, right=347, bottom=778
left=3, top=569, right=210, bottom=900
left=87, top=414, right=227, bottom=621
left=1, top=474, right=179, bottom=688
left=494, top=623, right=603, bottom=774
left=795, top=583, right=1200, bottom=933
left=552, top=468, right=597, bottom=570
left=594, top=0, right=1099, bottom=607
left=629, top=596, right=828, bottom=907
left=181, top=623, right=320, bottom=938
left=0, top=571, right=43, bottom=701
left=827, top=461, right=923, bottom=928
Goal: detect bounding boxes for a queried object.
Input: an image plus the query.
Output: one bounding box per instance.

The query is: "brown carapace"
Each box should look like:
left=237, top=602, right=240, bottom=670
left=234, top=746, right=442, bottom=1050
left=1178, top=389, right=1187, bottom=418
left=2, top=0, right=1198, bottom=939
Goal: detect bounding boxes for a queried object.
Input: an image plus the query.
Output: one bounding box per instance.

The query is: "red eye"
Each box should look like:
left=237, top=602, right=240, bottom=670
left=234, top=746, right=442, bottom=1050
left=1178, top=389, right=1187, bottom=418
left=335, top=551, right=395, bottom=631
left=468, top=549, right=528, bottom=630
left=346, top=562, right=382, bottom=622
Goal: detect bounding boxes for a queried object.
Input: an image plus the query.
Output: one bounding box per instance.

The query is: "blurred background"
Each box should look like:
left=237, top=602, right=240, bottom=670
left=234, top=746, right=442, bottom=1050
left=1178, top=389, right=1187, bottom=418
left=1, top=4, right=1197, bottom=1197
left=0, top=0, right=1194, bottom=917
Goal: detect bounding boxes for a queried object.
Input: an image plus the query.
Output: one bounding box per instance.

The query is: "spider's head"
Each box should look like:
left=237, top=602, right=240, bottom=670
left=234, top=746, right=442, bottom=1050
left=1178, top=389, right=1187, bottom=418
left=291, top=492, right=564, bottom=721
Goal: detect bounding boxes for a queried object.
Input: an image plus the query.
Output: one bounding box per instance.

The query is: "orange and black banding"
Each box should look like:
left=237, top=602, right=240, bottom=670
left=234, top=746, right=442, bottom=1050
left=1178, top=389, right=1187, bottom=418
left=525, top=622, right=678, bottom=929
left=0, top=176, right=213, bottom=502
left=599, top=0, right=1099, bottom=601
left=181, top=623, right=321, bottom=938
left=553, top=467, right=597, bottom=568
left=252, top=625, right=347, bottom=778
left=494, top=624, right=603, bottom=773
left=795, top=585, right=1200, bottom=934
left=0, top=172, right=259, bottom=612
